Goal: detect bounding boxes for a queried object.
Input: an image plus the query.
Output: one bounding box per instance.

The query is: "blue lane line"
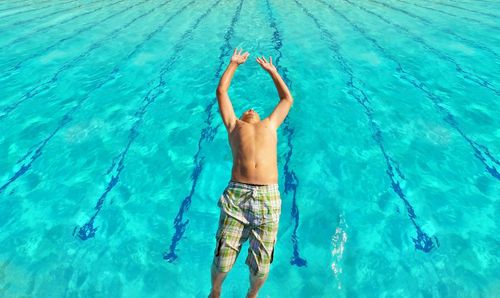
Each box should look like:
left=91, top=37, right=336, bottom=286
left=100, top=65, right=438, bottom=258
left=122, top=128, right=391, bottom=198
left=74, top=0, right=224, bottom=241
left=298, top=0, right=438, bottom=253
left=0, top=0, right=80, bottom=23
left=368, top=0, right=498, bottom=59
left=162, top=0, right=244, bottom=263
left=0, top=0, right=32, bottom=5
left=0, top=0, right=191, bottom=196
left=0, top=0, right=159, bottom=121
left=265, top=0, right=307, bottom=267
left=0, top=0, right=147, bottom=80
left=334, top=1, right=500, bottom=181
left=0, top=0, right=89, bottom=30
left=0, top=1, right=39, bottom=13
left=0, top=0, right=53, bottom=15
left=450, top=0, right=500, bottom=5
left=349, top=1, right=499, bottom=96
left=428, top=0, right=500, bottom=18
left=0, top=0, right=125, bottom=52
left=396, top=0, right=500, bottom=31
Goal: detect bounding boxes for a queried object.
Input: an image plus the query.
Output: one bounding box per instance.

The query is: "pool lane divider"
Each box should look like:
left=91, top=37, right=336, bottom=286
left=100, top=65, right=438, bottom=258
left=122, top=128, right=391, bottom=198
left=0, top=0, right=190, bottom=195
left=337, top=0, right=500, bottom=181
left=367, top=0, right=498, bottom=59
left=0, top=0, right=125, bottom=52
left=0, top=0, right=72, bottom=18
left=295, top=0, right=438, bottom=253
left=265, top=0, right=307, bottom=267
left=1, top=0, right=90, bottom=30
left=73, top=0, right=224, bottom=241
left=0, top=0, right=148, bottom=82
left=395, top=0, right=500, bottom=31
left=162, top=0, right=244, bottom=263
left=0, top=0, right=159, bottom=120
left=350, top=1, right=499, bottom=96
left=428, top=0, right=500, bottom=19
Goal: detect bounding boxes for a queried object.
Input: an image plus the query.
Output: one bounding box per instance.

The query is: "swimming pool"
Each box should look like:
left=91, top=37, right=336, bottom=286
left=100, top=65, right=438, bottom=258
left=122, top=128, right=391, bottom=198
left=0, top=0, right=498, bottom=296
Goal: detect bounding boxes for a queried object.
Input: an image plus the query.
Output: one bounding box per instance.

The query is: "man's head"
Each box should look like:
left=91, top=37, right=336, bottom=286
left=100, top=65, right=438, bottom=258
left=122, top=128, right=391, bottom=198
left=240, top=108, right=260, bottom=124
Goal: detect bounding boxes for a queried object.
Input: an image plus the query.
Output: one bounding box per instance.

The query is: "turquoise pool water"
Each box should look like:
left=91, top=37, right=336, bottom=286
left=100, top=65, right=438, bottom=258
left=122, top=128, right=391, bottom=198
left=0, top=0, right=499, bottom=296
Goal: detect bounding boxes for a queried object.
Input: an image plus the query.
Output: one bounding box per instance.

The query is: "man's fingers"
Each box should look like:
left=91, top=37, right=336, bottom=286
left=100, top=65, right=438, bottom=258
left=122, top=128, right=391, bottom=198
left=262, top=56, right=268, bottom=63
left=238, top=48, right=243, bottom=55
left=233, top=48, right=237, bottom=55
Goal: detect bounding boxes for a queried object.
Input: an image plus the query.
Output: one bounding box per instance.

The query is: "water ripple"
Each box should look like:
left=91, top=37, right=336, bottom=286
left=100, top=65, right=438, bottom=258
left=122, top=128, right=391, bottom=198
left=352, top=1, right=499, bottom=96
left=163, top=0, right=244, bottom=263
left=0, top=0, right=74, bottom=19
left=342, top=0, right=500, bottom=181
left=298, top=0, right=438, bottom=252
left=331, top=213, right=348, bottom=290
left=265, top=0, right=307, bottom=267
left=74, top=0, right=223, bottom=241
left=0, top=0, right=157, bottom=120
left=428, top=0, right=500, bottom=19
left=0, top=0, right=125, bottom=52
left=0, top=0, right=80, bottom=28
left=368, top=0, right=498, bottom=58
left=0, top=0, right=191, bottom=196
left=396, top=0, right=500, bottom=31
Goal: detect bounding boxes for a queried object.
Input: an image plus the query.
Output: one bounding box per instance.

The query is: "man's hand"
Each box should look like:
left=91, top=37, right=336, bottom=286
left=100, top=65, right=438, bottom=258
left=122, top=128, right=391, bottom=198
left=230, top=47, right=250, bottom=65
left=256, top=56, right=277, bottom=73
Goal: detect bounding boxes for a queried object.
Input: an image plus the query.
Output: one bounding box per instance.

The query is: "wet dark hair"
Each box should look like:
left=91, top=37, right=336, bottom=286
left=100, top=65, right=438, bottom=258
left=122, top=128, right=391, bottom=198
left=240, top=109, right=260, bottom=121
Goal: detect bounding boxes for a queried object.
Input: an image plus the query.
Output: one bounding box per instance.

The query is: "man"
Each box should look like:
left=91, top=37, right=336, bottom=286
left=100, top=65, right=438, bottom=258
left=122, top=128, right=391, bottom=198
left=209, top=47, right=294, bottom=298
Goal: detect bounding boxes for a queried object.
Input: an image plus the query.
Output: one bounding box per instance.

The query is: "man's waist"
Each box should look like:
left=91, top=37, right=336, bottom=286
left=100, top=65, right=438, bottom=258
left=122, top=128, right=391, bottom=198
left=228, top=180, right=279, bottom=192
left=229, top=179, right=277, bottom=186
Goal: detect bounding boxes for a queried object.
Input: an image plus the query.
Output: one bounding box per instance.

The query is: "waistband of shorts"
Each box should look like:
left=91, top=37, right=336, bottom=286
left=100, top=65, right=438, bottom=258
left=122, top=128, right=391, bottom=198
left=228, top=180, right=279, bottom=191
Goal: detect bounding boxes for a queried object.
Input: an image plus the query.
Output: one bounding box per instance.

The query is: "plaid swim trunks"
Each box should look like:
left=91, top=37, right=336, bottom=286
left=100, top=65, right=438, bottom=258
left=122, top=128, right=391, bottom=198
left=212, top=180, right=282, bottom=278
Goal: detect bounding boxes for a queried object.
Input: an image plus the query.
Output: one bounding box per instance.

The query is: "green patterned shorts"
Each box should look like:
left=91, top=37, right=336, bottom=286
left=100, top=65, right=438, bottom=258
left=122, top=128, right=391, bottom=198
left=212, top=180, right=282, bottom=278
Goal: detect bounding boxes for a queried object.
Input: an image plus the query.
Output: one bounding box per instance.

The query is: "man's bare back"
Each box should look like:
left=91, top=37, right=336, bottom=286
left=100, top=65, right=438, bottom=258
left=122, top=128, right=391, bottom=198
left=228, top=118, right=278, bottom=185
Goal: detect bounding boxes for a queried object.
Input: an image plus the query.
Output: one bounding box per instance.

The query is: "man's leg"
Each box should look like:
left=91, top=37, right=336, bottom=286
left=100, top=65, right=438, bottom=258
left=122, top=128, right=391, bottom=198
left=209, top=263, right=228, bottom=298
left=245, top=184, right=281, bottom=298
left=209, top=209, right=250, bottom=297
left=246, top=271, right=269, bottom=298
left=245, top=221, right=278, bottom=298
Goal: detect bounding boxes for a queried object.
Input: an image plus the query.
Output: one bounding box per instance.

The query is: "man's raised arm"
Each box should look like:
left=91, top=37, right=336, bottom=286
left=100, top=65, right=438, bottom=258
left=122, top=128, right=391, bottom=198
left=256, top=56, right=294, bottom=130
left=216, top=47, right=249, bottom=132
